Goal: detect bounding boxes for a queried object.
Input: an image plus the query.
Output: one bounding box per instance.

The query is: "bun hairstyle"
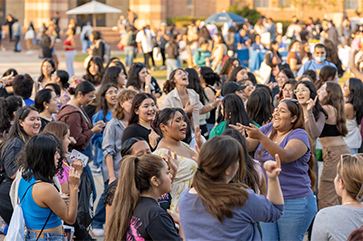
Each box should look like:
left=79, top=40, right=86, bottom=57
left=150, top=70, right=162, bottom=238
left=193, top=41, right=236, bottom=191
left=200, top=66, right=221, bottom=86
left=55, top=70, right=70, bottom=89
left=68, top=80, right=95, bottom=97
left=34, top=89, right=53, bottom=113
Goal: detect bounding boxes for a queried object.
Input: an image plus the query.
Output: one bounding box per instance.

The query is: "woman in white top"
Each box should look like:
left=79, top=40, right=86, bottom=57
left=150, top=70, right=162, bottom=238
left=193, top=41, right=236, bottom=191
left=312, top=154, right=363, bottom=241
left=342, top=78, right=363, bottom=154
left=161, top=68, right=220, bottom=130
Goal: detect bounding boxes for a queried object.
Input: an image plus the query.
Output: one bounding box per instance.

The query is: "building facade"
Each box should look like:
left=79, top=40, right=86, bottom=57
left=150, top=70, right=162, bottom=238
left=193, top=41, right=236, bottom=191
left=0, top=0, right=362, bottom=29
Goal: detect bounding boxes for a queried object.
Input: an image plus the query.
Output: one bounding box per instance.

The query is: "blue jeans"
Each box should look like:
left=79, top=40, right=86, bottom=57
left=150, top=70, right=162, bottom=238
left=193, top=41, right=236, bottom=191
left=124, top=46, right=135, bottom=66
left=65, top=50, right=76, bottom=78
left=81, top=39, right=91, bottom=53
left=25, top=230, right=65, bottom=241
left=92, top=181, right=108, bottom=229
left=260, top=193, right=317, bottom=241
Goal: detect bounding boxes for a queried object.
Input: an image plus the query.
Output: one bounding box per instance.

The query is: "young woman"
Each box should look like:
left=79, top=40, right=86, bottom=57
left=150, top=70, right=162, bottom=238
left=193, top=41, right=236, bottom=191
left=219, top=57, right=240, bottom=83
left=209, top=93, right=253, bottom=138
left=312, top=154, right=363, bottom=241
left=277, top=79, right=297, bottom=102
left=126, top=63, right=162, bottom=99
left=18, top=134, right=80, bottom=241
left=264, top=40, right=283, bottom=83
left=89, top=31, right=105, bottom=63
left=105, top=154, right=183, bottom=241
left=36, top=58, right=56, bottom=92
left=64, top=27, right=76, bottom=78
left=273, top=68, right=295, bottom=106
left=198, top=67, right=221, bottom=133
left=287, top=40, right=302, bottom=75
left=342, top=78, right=363, bottom=154
left=210, top=33, right=227, bottom=73
left=91, top=83, right=118, bottom=172
left=246, top=88, right=273, bottom=127
left=153, top=108, right=198, bottom=212
left=317, top=82, right=350, bottom=209
left=295, top=81, right=327, bottom=140
left=186, top=68, right=210, bottom=137
left=102, top=89, right=137, bottom=185
left=100, top=66, right=126, bottom=90
left=162, top=68, right=220, bottom=131
left=34, top=89, right=60, bottom=130
left=226, top=66, right=248, bottom=83
left=0, top=96, right=23, bottom=141
left=178, top=136, right=283, bottom=240
left=318, top=65, right=338, bottom=88
left=244, top=99, right=317, bottom=241
left=51, top=70, right=71, bottom=106
left=83, top=56, right=104, bottom=87
left=121, top=93, right=159, bottom=150
left=237, top=77, right=256, bottom=104
left=0, top=106, right=41, bottom=225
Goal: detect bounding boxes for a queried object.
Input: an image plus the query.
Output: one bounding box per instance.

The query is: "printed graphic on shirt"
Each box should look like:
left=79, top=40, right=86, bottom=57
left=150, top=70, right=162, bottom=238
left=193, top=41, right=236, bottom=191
left=127, top=216, right=144, bottom=241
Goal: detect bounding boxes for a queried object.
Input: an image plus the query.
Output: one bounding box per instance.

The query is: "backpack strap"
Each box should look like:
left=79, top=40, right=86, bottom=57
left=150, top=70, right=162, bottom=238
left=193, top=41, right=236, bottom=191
left=20, top=182, right=37, bottom=203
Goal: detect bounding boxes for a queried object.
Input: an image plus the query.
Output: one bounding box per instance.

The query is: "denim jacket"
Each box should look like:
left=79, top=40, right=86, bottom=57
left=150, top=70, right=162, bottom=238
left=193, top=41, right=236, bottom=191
left=101, top=117, right=126, bottom=182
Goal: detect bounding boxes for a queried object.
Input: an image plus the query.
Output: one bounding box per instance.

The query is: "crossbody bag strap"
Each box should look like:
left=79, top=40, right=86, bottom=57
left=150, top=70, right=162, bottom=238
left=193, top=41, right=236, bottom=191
left=36, top=210, right=52, bottom=241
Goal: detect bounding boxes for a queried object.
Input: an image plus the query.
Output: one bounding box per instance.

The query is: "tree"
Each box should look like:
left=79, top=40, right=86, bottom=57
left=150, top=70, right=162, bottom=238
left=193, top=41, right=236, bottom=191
left=228, top=1, right=261, bottom=25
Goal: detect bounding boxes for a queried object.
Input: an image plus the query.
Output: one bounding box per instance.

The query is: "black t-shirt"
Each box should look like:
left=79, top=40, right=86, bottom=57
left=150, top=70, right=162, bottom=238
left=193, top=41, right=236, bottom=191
left=122, top=124, right=151, bottom=147
left=127, top=196, right=182, bottom=241
left=40, top=117, right=51, bottom=131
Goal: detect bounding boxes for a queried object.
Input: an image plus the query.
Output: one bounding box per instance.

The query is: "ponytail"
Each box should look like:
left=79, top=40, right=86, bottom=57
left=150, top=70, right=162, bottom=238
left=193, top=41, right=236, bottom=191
left=105, top=154, right=165, bottom=240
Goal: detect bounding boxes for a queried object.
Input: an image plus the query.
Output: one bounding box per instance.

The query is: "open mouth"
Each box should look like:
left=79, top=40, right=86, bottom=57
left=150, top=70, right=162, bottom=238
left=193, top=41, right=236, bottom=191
left=180, top=128, right=187, bottom=134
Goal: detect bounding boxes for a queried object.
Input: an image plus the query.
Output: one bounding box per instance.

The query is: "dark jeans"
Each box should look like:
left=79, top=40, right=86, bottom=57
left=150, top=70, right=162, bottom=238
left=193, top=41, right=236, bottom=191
left=160, top=47, right=166, bottom=65
left=92, top=182, right=108, bottom=229
left=144, top=51, right=155, bottom=70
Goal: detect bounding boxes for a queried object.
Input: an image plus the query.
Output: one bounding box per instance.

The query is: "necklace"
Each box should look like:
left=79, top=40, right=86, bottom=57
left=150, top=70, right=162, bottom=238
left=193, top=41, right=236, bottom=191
left=343, top=201, right=362, bottom=206
left=40, top=113, right=52, bottom=121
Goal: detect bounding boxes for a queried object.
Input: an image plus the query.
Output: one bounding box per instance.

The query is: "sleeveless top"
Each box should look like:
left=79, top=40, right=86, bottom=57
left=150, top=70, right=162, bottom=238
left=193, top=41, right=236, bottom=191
left=320, top=123, right=341, bottom=137
left=344, top=119, right=362, bottom=149
left=64, top=37, right=75, bottom=51
left=153, top=143, right=198, bottom=213
left=18, top=177, right=62, bottom=230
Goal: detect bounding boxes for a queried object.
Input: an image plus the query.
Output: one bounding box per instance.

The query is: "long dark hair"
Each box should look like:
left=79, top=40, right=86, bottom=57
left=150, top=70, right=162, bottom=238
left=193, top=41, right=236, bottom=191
left=126, top=63, right=146, bottom=90
left=221, top=129, right=261, bottom=194
left=163, top=68, right=184, bottom=94
left=84, top=56, right=104, bottom=86
left=226, top=66, right=246, bottom=82
left=222, top=94, right=253, bottom=126
left=152, top=108, right=186, bottom=138
left=278, top=79, right=297, bottom=101
left=346, top=78, right=363, bottom=124
left=129, top=93, right=155, bottom=125
left=101, top=66, right=122, bottom=87
left=96, top=83, right=118, bottom=120
left=34, top=89, right=54, bottom=113
left=246, top=88, right=273, bottom=126
left=185, top=68, right=208, bottom=104
left=0, top=96, right=22, bottom=133
left=54, top=70, right=69, bottom=89
left=106, top=154, right=165, bottom=240
left=200, top=66, right=221, bottom=86
left=258, top=99, right=316, bottom=191
left=219, top=57, right=240, bottom=75
left=296, top=81, right=328, bottom=121
left=38, top=58, right=55, bottom=84
left=193, top=136, right=249, bottom=223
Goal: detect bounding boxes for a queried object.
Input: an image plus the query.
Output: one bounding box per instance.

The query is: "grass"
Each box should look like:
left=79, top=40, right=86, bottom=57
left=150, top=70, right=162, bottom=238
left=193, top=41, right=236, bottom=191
left=75, top=54, right=352, bottom=85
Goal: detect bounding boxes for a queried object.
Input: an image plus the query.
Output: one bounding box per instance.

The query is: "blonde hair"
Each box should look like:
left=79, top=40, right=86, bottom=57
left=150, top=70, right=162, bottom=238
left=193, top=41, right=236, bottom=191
left=113, top=89, right=137, bottom=120
left=338, top=155, right=363, bottom=201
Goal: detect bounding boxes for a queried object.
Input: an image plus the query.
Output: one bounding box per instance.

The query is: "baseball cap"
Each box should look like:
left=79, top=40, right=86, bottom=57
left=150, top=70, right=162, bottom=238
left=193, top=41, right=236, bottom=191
left=221, top=82, right=246, bottom=96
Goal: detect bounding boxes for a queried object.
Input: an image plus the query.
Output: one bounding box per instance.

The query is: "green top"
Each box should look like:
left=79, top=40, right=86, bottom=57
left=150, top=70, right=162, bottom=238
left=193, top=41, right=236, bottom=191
left=209, top=121, right=260, bottom=139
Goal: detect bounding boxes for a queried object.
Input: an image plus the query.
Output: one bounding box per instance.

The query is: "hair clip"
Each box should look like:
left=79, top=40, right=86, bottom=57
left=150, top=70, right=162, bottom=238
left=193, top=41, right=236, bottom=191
left=134, top=157, right=139, bottom=164
left=356, top=184, right=363, bottom=202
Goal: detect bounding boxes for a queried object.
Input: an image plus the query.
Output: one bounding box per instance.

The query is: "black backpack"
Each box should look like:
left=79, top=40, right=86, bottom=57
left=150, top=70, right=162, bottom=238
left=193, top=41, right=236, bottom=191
left=77, top=172, right=94, bottom=232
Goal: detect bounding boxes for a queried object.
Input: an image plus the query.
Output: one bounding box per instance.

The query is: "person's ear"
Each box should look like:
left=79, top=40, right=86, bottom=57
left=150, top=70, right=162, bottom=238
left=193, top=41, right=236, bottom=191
left=290, top=115, right=297, bottom=123
left=44, top=101, right=49, bottom=110
left=151, top=176, right=159, bottom=187
left=160, top=123, right=167, bottom=133
left=19, top=119, right=24, bottom=127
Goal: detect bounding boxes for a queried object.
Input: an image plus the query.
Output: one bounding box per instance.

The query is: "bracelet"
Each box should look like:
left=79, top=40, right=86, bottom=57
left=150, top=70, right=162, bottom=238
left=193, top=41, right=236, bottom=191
left=209, top=103, right=214, bottom=108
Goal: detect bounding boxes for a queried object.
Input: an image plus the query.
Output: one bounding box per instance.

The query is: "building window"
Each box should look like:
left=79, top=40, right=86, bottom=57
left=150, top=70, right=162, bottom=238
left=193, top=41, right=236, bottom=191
left=254, top=0, right=269, bottom=8
left=187, top=0, right=192, bottom=6
left=279, top=0, right=292, bottom=8
left=0, top=0, right=5, bottom=23
left=345, top=0, right=358, bottom=9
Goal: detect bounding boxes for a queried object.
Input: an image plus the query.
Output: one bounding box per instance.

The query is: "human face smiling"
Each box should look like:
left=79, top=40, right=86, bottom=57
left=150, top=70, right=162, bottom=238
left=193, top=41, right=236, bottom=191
left=243, top=80, right=255, bottom=98
left=272, top=102, right=295, bottom=131
left=131, top=140, right=152, bottom=157
left=295, top=83, right=311, bottom=105
left=118, top=70, right=126, bottom=88
left=282, top=84, right=295, bottom=99
left=19, top=110, right=41, bottom=137
left=277, top=72, right=288, bottom=89
left=236, top=69, right=248, bottom=81
left=105, top=87, right=118, bottom=107
left=162, top=111, right=188, bottom=141
left=46, top=91, right=60, bottom=114
left=136, top=98, right=157, bottom=123
left=63, top=129, right=71, bottom=154
left=342, top=80, right=350, bottom=98
left=79, top=91, right=96, bottom=106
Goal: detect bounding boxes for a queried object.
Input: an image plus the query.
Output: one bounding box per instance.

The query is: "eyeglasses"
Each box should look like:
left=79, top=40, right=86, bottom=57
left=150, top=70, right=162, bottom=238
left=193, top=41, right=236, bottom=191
left=176, top=70, right=188, bottom=76
left=294, top=88, right=309, bottom=94
left=106, top=90, right=119, bottom=95
left=282, top=89, right=294, bottom=93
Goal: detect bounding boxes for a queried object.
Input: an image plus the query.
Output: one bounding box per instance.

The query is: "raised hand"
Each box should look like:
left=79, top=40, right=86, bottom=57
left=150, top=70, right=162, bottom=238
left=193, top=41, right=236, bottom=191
left=229, top=122, right=246, bottom=138
left=184, top=101, right=199, bottom=115
left=68, top=167, right=81, bottom=189
left=307, top=96, right=318, bottom=111
left=163, top=147, right=179, bottom=179
left=263, top=154, right=281, bottom=179
left=241, top=123, right=263, bottom=140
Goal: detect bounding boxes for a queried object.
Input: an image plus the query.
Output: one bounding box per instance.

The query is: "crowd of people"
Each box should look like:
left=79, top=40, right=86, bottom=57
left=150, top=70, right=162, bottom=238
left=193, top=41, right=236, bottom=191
left=1, top=12, right=363, bottom=241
